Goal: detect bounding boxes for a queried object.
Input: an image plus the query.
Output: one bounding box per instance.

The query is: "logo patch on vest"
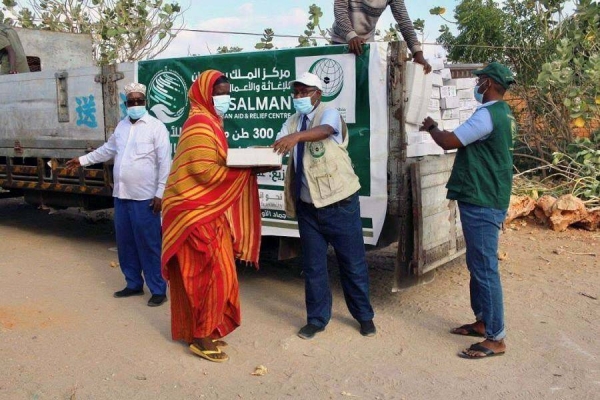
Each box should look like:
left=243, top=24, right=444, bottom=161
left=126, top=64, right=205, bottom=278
left=309, top=142, right=326, bottom=158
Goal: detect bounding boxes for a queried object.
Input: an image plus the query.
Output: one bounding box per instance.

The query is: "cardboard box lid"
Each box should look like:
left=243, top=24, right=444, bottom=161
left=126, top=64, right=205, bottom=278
left=226, top=147, right=282, bottom=168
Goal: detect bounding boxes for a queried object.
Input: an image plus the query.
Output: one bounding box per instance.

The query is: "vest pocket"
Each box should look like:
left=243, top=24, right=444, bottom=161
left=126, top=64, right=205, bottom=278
left=309, top=160, right=342, bottom=199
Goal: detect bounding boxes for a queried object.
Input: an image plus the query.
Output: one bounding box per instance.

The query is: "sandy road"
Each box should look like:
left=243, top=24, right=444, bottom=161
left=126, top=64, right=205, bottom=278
left=0, top=197, right=598, bottom=399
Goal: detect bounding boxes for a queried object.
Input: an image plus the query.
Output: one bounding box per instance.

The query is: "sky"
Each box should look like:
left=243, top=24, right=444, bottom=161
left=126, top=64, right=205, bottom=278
left=159, top=0, right=457, bottom=59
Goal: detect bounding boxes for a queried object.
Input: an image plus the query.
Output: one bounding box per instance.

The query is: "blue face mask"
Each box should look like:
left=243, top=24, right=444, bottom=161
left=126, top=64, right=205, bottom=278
left=213, top=95, right=231, bottom=116
left=127, top=106, right=147, bottom=120
left=293, top=95, right=315, bottom=115
left=473, top=80, right=489, bottom=103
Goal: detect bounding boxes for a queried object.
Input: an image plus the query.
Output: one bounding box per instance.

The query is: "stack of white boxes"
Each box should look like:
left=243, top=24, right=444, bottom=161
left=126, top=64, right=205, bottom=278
left=404, top=60, right=443, bottom=158
left=404, top=59, right=480, bottom=157
left=428, top=61, right=479, bottom=154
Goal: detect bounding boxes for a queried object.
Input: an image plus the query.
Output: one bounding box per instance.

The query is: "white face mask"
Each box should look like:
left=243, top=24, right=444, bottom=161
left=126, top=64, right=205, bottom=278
left=213, top=95, right=231, bottom=116
left=293, top=92, right=316, bottom=115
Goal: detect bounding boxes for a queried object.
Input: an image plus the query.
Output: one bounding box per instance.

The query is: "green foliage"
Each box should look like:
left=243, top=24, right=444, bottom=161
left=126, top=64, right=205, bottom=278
left=297, top=3, right=329, bottom=47
left=435, top=0, right=507, bottom=63
left=413, top=18, right=425, bottom=33
left=537, top=1, right=600, bottom=122
left=429, top=6, right=446, bottom=16
left=254, top=4, right=329, bottom=50
left=551, top=132, right=600, bottom=202
left=436, top=0, right=599, bottom=204
left=1, top=0, right=183, bottom=64
left=379, top=19, right=425, bottom=43
left=381, top=23, right=400, bottom=42
left=255, top=28, right=274, bottom=50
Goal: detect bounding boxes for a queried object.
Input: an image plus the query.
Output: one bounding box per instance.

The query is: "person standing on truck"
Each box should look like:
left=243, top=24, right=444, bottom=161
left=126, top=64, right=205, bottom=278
left=419, top=62, right=516, bottom=359
left=0, top=23, right=30, bottom=74
left=273, top=72, right=376, bottom=340
left=330, top=0, right=431, bottom=73
left=161, top=70, right=265, bottom=363
left=66, top=82, right=170, bottom=307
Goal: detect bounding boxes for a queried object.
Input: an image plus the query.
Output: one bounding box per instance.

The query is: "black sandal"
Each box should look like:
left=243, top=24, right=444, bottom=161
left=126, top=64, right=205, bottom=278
left=458, top=343, right=505, bottom=359
left=451, top=324, right=484, bottom=337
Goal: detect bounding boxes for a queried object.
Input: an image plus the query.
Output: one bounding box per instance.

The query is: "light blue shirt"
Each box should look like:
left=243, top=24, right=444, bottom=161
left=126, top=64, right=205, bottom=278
left=275, top=107, right=343, bottom=203
left=454, top=101, right=497, bottom=146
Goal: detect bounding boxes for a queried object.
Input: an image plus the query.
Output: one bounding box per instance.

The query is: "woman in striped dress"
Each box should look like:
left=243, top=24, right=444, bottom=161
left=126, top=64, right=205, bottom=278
left=161, top=70, right=262, bottom=362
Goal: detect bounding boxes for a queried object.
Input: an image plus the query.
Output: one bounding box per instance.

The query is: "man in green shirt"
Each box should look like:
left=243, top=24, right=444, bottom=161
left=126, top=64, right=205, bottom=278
left=0, top=23, right=30, bottom=75
left=420, top=62, right=517, bottom=359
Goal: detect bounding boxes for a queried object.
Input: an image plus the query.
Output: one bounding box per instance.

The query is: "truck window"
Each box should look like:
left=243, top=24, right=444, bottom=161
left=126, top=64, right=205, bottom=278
left=27, top=56, right=40, bottom=72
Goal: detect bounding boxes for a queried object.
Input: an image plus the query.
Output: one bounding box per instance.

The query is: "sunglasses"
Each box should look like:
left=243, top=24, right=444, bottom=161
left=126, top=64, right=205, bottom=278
left=125, top=98, right=146, bottom=107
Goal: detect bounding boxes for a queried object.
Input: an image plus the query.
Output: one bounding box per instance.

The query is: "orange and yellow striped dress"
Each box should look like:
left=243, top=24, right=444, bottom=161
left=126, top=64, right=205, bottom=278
left=161, top=70, right=261, bottom=343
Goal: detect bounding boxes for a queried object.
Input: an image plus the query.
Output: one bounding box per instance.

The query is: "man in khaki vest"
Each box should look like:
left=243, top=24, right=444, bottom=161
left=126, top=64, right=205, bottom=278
left=0, top=23, right=30, bottom=75
left=273, top=72, right=375, bottom=340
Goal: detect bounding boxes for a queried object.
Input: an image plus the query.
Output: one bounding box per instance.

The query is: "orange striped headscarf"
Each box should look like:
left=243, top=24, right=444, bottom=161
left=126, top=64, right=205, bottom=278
left=161, top=70, right=262, bottom=275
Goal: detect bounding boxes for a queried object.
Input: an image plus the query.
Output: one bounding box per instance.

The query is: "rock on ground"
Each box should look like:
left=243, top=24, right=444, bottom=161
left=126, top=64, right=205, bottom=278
left=548, top=194, right=588, bottom=232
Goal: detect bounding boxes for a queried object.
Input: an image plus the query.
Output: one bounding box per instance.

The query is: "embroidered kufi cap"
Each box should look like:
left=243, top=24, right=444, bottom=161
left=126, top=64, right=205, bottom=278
left=124, top=82, right=147, bottom=95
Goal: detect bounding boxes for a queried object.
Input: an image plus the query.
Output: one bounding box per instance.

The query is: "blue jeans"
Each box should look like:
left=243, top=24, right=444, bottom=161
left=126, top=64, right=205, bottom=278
left=458, top=201, right=507, bottom=341
left=114, top=198, right=166, bottom=296
left=296, top=192, right=374, bottom=328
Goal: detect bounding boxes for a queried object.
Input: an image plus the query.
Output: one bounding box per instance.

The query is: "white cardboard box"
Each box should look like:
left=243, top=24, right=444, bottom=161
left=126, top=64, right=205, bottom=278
left=431, top=73, right=444, bottom=87
left=405, top=123, right=420, bottom=133
left=441, top=118, right=461, bottom=130
left=457, top=88, right=475, bottom=99
left=226, top=147, right=282, bottom=168
left=428, top=57, right=446, bottom=71
left=440, top=85, right=457, bottom=98
left=427, top=109, right=442, bottom=121
left=440, top=96, right=460, bottom=109
left=428, top=98, right=440, bottom=110
left=444, top=78, right=477, bottom=89
left=441, top=108, right=460, bottom=120
left=407, top=131, right=435, bottom=145
left=430, top=87, right=441, bottom=99
left=406, top=130, right=444, bottom=157
left=460, top=99, right=479, bottom=110
left=407, top=142, right=444, bottom=157
left=404, top=61, right=433, bottom=125
left=438, top=68, right=452, bottom=80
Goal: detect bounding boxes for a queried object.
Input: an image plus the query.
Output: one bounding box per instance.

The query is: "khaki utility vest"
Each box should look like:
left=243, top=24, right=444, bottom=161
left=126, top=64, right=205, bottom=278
left=283, top=103, right=361, bottom=218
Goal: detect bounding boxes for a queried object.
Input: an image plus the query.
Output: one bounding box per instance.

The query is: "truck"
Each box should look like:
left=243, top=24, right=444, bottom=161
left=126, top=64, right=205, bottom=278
left=0, top=31, right=466, bottom=290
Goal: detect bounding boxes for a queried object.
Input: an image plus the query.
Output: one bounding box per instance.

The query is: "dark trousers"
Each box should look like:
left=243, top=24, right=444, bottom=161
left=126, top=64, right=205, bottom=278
left=296, top=192, right=374, bottom=327
left=114, top=198, right=166, bottom=295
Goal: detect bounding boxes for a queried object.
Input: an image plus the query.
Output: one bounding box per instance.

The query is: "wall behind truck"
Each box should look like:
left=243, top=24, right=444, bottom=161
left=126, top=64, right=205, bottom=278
left=15, top=28, right=94, bottom=71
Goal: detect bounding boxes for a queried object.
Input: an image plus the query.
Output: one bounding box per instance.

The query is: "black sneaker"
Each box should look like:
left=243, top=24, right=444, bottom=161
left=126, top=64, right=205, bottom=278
left=113, top=288, right=144, bottom=298
left=359, top=320, right=376, bottom=337
left=297, top=323, right=325, bottom=340
left=147, top=295, right=167, bottom=307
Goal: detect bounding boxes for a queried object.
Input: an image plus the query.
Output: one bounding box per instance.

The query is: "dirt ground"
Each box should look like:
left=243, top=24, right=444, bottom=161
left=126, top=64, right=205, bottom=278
left=0, top=197, right=598, bottom=400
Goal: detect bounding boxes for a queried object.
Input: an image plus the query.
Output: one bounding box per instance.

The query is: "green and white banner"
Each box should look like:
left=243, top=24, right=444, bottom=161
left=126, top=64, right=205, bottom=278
left=138, top=43, right=389, bottom=245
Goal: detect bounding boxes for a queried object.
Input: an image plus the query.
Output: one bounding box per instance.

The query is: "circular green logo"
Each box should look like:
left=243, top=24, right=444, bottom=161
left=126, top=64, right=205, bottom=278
left=309, top=58, right=344, bottom=102
left=147, top=68, right=188, bottom=124
left=309, top=141, right=326, bottom=158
